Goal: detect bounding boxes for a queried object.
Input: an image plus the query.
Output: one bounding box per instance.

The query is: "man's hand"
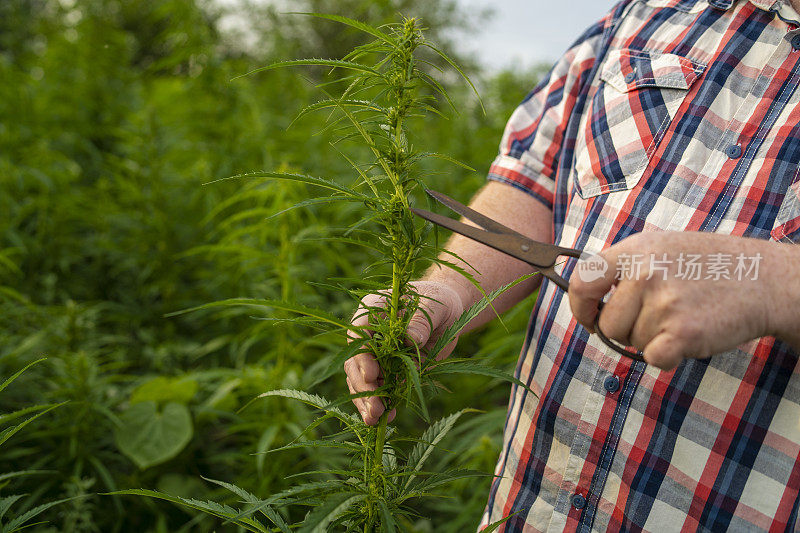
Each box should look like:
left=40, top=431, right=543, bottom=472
left=569, top=231, right=800, bottom=370
left=344, top=281, right=464, bottom=426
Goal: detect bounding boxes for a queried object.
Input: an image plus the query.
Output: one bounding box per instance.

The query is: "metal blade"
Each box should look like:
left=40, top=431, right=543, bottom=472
left=411, top=207, right=557, bottom=268
left=424, top=189, right=525, bottom=237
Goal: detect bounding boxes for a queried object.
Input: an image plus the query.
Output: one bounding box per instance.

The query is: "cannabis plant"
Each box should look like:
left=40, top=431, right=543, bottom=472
left=116, top=14, right=526, bottom=531
left=0, top=359, right=72, bottom=531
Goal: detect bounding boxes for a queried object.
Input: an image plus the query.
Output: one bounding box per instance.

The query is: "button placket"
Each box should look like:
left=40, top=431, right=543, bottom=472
left=661, top=27, right=798, bottom=234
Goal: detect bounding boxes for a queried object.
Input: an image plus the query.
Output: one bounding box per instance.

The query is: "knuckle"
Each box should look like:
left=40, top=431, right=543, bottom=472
left=655, top=287, right=681, bottom=314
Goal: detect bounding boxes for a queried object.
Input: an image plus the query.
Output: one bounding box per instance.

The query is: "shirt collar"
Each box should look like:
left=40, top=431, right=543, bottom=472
left=709, top=0, right=800, bottom=24
left=710, top=0, right=788, bottom=11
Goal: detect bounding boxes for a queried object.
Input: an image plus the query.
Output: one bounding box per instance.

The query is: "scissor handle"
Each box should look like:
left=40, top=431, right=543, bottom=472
left=594, top=301, right=646, bottom=363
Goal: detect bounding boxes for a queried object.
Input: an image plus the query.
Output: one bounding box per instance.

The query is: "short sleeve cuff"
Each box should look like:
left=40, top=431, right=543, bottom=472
left=487, top=154, right=555, bottom=211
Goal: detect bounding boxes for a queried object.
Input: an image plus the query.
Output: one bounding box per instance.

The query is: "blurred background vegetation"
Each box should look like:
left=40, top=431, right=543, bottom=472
left=0, top=0, right=549, bottom=530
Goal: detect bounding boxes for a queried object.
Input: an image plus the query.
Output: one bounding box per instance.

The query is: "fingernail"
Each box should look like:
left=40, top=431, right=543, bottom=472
left=366, top=402, right=373, bottom=418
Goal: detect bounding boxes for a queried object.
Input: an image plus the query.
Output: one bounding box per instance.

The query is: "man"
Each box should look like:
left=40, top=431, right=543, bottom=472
left=344, top=0, right=800, bottom=530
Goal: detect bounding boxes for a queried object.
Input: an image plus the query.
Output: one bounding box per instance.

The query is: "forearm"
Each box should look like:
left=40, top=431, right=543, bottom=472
left=422, top=180, right=553, bottom=333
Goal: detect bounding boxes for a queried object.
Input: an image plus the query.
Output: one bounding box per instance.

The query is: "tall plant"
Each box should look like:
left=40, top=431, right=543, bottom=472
left=117, top=14, right=527, bottom=531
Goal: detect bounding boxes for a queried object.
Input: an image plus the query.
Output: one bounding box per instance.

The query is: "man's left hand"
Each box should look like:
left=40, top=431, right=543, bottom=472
left=569, top=231, right=799, bottom=370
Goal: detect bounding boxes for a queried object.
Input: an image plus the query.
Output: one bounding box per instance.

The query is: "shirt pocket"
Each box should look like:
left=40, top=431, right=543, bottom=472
left=771, top=175, right=800, bottom=243
left=574, top=49, right=707, bottom=199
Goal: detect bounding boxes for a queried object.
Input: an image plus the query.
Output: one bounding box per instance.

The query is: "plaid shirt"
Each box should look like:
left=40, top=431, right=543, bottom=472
left=480, top=0, right=800, bottom=531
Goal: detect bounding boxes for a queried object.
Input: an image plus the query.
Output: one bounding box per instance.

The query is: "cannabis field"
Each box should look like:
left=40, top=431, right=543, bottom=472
left=1, top=0, right=547, bottom=530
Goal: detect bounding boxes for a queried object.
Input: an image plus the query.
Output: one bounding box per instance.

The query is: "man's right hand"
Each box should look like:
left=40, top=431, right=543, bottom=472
left=344, top=281, right=465, bottom=426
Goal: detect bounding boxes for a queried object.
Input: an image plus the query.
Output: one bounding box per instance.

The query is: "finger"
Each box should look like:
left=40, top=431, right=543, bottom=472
left=346, top=376, right=369, bottom=421
left=405, top=296, right=448, bottom=347
left=344, top=355, right=385, bottom=426
left=596, top=279, right=643, bottom=346
left=405, top=283, right=464, bottom=346
left=627, top=295, right=665, bottom=350
left=362, top=396, right=385, bottom=426
left=642, top=331, right=685, bottom=371
left=344, top=354, right=381, bottom=392
left=569, top=252, right=619, bottom=332
left=346, top=294, right=387, bottom=343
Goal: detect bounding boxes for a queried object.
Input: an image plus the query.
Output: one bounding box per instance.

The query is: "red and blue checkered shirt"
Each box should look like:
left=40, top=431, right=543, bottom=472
left=480, top=0, right=800, bottom=531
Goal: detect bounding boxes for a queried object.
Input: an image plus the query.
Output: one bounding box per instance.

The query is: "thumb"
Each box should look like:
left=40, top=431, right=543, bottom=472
left=405, top=282, right=463, bottom=348
left=643, top=332, right=685, bottom=371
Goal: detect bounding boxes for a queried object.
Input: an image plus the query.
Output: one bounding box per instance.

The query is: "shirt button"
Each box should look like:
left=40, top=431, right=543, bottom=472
left=572, top=493, right=587, bottom=510
left=725, top=144, right=743, bottom=159
left=791, top=34, right=800, bottom=50
left=624, top=71, right=637, bottom=83
left=604, top=375, right=621, bottom=394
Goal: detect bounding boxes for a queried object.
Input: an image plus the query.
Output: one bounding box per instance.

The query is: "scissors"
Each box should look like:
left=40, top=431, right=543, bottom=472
left=411, top=189, right=646, bottom=363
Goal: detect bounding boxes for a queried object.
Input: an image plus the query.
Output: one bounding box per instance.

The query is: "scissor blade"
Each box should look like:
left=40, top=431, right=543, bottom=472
left=411, top=207, right=555, bottom=268
left=424, top=189, right=524, bottom=237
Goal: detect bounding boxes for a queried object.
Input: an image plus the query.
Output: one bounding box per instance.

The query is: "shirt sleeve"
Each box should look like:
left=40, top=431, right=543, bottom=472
left=487, top=4, right=623, bottom=210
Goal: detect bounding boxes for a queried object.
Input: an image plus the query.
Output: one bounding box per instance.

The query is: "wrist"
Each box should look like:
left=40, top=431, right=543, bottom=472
left=767, top=243, right=800, bottom=346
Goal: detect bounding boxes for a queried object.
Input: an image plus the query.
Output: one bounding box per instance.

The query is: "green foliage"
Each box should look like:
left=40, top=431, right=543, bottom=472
left=133, top=13, right=535, bottom=532
left=0, top=360, right=71, bottom=531
left=0, top=0, right=547, bottom=530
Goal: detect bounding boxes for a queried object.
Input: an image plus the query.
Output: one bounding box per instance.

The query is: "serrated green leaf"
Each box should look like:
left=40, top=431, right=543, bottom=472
left=208, top=171, right=365, bottom=200
left=378, top=500, right=397, bottom=533
left=0, top=402, right=65, bottom=447
left=405, top=410, right=470, bottom=489
left=293, top=13, right=396, bottom=49
left=257, top=390, right=360, bottom=429
left=3, top=496, right=77, bottom=532
left=167, top=299, right=353, bottom=332
left=298, top=492, right=364, bottom=533
left=426, top=359, right=534, bottom=395
left=107, top=490, right=269, bottom=532
left=233, top=59, right=382, bottom=81
left=0, top=358, right=45, bottom=395
left=399, top=354, right=428, bottom=422
left=427, top=274, right=535, bottom=360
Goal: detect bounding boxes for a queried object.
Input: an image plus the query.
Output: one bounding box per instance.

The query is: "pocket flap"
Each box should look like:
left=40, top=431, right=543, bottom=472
left=600, top=49, right=707, bottom=93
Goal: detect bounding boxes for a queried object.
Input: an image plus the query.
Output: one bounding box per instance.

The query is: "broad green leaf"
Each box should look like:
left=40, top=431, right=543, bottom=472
left=130, top=376, right=198, bottom=405
left=114, top=402, right=193, bottom=469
